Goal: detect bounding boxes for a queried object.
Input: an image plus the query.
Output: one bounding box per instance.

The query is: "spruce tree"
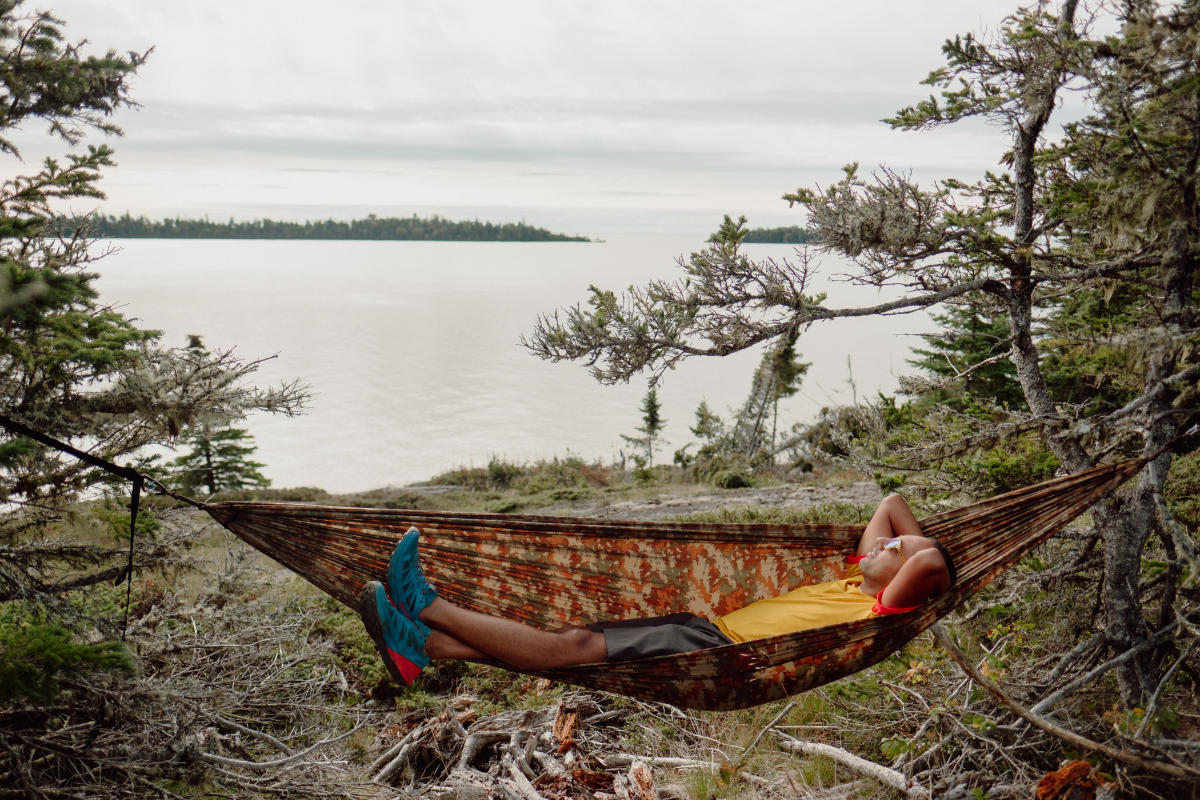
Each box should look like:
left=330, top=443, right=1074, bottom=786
left=621, top=387, right=666, bottom=468
left=170, top=425, right=270, bottom=495
left=528, top=1, right=1198, bottom=713
left=690, top=400, right=724, bottom=444
left=0, top=0, right=305, bottom=666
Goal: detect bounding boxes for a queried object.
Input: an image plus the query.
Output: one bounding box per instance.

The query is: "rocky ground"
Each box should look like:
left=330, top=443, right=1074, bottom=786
left=400, top=477, right=885, bottom=521
left=541, top=479, right=883, bottom=520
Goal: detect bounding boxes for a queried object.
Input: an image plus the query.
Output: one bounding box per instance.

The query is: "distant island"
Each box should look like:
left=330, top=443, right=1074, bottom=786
left=89, top=213, right=591, bottom=242
left=741, top=225, right=813, bottom=244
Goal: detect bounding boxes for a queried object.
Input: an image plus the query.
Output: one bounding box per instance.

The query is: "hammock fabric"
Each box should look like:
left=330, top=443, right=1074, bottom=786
left=204, top=459, right=1142, bottom=711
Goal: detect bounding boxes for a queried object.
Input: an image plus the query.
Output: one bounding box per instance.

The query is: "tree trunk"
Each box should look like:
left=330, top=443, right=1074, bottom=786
left=1000, top=0, right=1163, bottom=705
left=1107, top=220, right=1199, bottom=703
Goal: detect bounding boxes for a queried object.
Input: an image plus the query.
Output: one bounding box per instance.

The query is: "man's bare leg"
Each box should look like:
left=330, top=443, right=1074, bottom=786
left=419, top=598, right=608, bottom=669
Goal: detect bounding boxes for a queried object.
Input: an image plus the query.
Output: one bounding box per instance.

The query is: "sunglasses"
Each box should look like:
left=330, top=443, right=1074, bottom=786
left=883, top=537, right=906, bottom=562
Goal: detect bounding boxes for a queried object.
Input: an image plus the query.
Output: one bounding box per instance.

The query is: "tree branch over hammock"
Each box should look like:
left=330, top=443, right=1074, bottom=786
left=524, top=208, right=1164, bottom=388
left=523, top=217, right=1004, bottom=384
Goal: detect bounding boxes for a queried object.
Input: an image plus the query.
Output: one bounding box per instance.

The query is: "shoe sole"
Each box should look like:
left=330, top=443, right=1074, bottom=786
left=359, top=581, right=419, bottom=685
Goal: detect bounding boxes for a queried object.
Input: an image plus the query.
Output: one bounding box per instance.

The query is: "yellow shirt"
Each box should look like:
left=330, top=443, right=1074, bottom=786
left=714, top=562, right=878, bottom=643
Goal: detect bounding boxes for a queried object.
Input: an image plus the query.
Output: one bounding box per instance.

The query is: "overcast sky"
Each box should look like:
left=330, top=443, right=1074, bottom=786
left=20, top=0, right=1026, bottom=237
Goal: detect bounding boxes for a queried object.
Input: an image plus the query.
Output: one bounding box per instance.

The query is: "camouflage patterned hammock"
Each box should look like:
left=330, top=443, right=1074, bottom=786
left=202, top=459, right=1143, bottom=711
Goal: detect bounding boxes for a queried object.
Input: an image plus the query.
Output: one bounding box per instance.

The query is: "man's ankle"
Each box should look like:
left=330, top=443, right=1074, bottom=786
left=417, top=597, right=443, bottom=626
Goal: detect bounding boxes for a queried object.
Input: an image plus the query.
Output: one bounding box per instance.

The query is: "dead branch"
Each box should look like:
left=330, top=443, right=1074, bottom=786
left=198, top=722, right=366, bottom=771
left=774, top=731, right=929, bottom=798
left=200, top=708, right=295, bottom=756
left=1030, top=607, right=1200, bottom=715
left=1037, top=632, right=1106, bottom=691
left=930, top=624, right=1200, bottom=780
left=1132, top=640, right=1197, bottom=741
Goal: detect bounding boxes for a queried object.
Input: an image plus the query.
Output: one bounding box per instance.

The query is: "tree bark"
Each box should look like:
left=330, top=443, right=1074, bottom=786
left=1109, top=220, right=1198, bottom=703
left=1005, top=0, right=1091, bottom=473
left=1000, top=0, right=1164, bottom=706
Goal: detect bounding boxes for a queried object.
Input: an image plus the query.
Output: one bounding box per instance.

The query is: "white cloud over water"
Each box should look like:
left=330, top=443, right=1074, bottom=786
left=17, top=0, right=1022, bottom=236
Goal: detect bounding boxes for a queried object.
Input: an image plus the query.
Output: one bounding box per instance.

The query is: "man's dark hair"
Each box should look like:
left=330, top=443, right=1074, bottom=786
left=931, top=540, right=957, bottom=587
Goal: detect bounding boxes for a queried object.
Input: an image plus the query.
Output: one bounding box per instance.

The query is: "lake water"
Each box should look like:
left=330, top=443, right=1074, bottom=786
left=94, top=237, right=933, bottom=492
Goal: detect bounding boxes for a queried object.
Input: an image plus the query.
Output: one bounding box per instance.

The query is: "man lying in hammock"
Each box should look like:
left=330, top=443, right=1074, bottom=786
left=360, top=493, right=957, bottom=685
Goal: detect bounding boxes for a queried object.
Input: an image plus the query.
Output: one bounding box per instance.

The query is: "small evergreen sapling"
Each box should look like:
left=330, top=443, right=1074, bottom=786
left=621, top=387, right=666, bottom=470
left=170, top=426, right=270, bottom=495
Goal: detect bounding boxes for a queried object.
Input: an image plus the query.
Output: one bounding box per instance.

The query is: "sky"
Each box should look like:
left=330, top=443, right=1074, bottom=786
left=14, top=0, right=1029, bottom=238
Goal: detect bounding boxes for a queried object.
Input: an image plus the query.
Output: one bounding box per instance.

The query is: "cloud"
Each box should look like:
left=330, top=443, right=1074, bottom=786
left=114, top=88, right=993, bottom=173
left=32, top=0, right=1022, bottom=232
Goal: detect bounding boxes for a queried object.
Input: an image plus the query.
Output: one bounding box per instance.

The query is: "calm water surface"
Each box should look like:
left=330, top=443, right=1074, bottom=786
left=94, top=237, right=931, bottom=491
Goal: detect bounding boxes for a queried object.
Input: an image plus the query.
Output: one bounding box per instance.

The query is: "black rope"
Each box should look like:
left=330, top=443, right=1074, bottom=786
left=121, top=475, right=142, bottom=640
left=0, top=413, right=207, bottom=639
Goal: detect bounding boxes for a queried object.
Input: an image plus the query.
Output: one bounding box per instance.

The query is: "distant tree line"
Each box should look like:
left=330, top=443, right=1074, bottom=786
left=737, top=225, right=813, bottom=243
left=87, top=212, right=591, bottom=242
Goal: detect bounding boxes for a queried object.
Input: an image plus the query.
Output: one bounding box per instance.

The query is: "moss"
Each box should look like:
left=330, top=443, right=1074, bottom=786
left=1166, top=449, right=1200, bottom=532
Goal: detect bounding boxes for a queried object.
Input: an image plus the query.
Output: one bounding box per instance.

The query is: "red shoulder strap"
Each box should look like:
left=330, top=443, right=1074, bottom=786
left=872, top=598, right=920, bottom=615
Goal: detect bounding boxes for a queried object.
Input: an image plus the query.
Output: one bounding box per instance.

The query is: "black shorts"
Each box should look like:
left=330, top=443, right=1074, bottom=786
left=587, top=612, right=733, bottom=661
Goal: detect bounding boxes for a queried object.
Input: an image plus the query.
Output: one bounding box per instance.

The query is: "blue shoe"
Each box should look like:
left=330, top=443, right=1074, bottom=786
left=387, top=527, right=437, bottom=620
left=359, top=580, right=429, bottom=685
left=386, top=527, right=420, bottom=617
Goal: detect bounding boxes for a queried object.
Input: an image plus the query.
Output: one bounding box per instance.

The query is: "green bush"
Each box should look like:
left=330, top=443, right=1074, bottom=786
left=0, top=616, right=134, bottom=702
left=713, top=469, right=754, bottom=489
left=487, top=457, right=523, bottom=489
left=941, top=435, right=1059, bottom=495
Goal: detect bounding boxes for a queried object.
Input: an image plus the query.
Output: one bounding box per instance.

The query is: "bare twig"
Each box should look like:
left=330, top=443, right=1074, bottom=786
left=197, top=722, right=365, bottom=771
left=603, top=754, right=717, bottom=769
left=930, top=624, right=1200, bottom=780
left=732, top=701, right=797, bottom=771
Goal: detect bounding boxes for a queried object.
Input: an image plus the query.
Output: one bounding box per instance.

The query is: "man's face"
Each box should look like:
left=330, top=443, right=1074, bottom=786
left=859, top=533, right=940, bottom=586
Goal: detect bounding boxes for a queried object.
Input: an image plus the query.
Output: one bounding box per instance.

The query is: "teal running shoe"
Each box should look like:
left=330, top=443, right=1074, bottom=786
left=387, top=527, right=437, bottom=620
left=359, top=580, right=429, bottom=685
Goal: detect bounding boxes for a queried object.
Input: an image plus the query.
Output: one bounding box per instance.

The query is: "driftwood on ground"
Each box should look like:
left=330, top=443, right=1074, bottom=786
left=369, top=691, right=665, bottom=800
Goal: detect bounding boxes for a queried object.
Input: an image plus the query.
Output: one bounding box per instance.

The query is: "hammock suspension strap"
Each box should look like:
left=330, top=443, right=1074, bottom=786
left=0, top=413, right=206, bottom=638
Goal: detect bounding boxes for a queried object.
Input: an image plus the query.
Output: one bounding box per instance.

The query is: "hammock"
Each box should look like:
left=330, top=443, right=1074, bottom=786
left=202, top=458, right=1142, bottom=711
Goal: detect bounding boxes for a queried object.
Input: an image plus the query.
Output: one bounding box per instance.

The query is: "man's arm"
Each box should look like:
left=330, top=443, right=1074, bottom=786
left=879, top=548, right=951, bottom=609
left=858, top=493, right=923, bottom=556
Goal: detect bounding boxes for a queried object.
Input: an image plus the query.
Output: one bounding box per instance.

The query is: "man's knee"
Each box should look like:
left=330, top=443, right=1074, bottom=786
left=558, top=626, right=607, bottom=662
